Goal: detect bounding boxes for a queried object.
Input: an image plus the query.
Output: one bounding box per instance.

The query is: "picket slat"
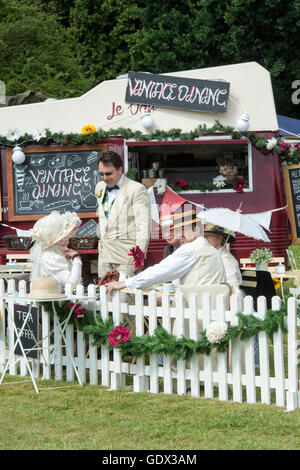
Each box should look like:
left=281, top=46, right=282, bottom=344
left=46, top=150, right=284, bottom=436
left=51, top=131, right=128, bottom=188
left=202, top=293, right=214, bottom=399
left=148, top=291, right=159, bottom=394
left=216, top=294, right=228, bottom=402
left=230, top=294, right=242, bottom=403
left=271, top=296, right=285, bottom=407
left=175, top=290, right=186, bottom=396
left=243, top=296, right=257, bottom=404
left=257, top=296, right=271, bottom=404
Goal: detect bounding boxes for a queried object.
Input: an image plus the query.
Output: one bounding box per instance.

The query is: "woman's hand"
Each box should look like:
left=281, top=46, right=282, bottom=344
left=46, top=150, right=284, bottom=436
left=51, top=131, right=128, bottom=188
left=65, top=248, right=79, bottom=260
left=105, top=280, right=126, bottom=295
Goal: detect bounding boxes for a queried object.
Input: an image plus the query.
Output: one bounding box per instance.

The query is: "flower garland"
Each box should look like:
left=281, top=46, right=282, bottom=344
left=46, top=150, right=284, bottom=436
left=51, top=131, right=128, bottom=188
left=38, top=298, right=291, bottom=362
left=1, top=120, right=298, bottom=165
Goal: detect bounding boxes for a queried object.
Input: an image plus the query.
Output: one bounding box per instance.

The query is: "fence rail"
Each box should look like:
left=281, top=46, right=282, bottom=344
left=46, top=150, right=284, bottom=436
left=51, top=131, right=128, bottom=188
left=0, top=279, right=299, bottom=411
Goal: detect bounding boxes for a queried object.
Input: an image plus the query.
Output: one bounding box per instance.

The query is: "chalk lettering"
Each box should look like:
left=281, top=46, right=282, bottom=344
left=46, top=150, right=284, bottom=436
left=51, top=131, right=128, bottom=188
left=126, top=71, right=230, bottom=113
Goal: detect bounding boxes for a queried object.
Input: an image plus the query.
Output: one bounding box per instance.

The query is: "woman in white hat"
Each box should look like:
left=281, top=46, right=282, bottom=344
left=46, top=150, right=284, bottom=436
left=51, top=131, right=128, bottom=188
left=29, top=211, right=82, bottom=288
left=204, top=224, right=242, bottom=288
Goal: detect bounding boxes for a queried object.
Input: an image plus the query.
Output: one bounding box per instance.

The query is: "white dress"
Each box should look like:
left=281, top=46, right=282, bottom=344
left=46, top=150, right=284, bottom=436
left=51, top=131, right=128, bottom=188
left=218, top=246, right=242, bottom=287
left=30, top=245, right=82, bottom=288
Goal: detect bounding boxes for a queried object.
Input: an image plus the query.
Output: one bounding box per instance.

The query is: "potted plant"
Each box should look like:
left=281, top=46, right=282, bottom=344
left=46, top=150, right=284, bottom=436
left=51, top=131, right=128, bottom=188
left=249, top=248, right=273, bottom=271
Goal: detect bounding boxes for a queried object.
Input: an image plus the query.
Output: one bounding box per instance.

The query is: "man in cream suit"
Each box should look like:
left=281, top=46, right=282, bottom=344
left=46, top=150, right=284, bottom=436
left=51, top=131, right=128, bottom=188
left=95, top=151, right=151, bottom=277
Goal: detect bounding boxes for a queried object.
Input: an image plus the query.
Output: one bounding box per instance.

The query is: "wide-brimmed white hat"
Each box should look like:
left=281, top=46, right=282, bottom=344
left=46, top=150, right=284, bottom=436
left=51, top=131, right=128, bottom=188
left=27, top=276, right=67, bottom=300
left=31, top=211, right=81, bottom=249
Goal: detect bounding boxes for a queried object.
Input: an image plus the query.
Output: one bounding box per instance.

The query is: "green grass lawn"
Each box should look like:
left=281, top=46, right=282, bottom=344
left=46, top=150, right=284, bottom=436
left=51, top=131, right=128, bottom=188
left=1, top=376, right=300, bottom=450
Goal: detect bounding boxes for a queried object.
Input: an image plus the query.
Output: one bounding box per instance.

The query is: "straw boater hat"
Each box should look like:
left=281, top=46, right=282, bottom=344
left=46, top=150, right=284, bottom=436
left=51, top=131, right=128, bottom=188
left=27, top=276, right=67, bottom=300
left=31, top=211, right=81, bottom=249
left=160, top=209, right=200, bottom=231
left=204, top=223, right=236, bottom=243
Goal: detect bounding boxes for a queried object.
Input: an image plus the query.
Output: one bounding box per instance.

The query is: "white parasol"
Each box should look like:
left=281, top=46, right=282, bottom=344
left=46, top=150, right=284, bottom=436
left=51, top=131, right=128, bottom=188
left=197, top=207, right=271, bottom=242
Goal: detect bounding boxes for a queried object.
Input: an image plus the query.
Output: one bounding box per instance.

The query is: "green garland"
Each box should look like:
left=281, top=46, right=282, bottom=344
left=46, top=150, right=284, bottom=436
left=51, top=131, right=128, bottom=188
left=1, top=120, right=298, bottom=165
left=38, top=299, right=290, bottom=362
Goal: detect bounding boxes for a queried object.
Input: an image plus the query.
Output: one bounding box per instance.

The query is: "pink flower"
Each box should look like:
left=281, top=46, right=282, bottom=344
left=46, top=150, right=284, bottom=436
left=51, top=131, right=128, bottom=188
left=173, top=178, right=188, bottom=189
left=280, top=140, right=288, bottom=151
left=68, top=302, right=88, bottom=318
left=108, top=326, right=131, bottom=348
left=233, top=177, right=246, bottom=193
left=128, top=245, right=145, bottom=269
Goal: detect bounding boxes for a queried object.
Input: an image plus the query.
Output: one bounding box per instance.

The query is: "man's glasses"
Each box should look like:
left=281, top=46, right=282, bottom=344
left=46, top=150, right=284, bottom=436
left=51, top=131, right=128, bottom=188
left=100, top=172, right=113, bottom=177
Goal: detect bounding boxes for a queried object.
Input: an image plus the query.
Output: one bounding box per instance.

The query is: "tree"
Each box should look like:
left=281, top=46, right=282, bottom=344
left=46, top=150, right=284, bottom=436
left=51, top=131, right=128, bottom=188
left=0, top=0, right=93, bottom=99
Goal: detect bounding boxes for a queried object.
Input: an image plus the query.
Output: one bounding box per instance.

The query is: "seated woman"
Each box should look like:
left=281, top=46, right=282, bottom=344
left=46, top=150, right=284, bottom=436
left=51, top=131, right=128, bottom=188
left=204, top=223, right=242, bottom=288
left=29, top=211, right=82, bottom=288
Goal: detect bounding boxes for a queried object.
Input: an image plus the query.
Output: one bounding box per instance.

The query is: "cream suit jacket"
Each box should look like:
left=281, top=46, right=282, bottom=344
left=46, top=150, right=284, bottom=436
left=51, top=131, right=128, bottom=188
left=95, top=176, right=151, bottom=265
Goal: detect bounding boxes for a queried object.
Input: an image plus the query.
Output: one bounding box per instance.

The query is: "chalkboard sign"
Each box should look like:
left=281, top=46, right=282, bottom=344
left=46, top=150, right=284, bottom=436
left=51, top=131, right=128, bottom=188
left=14, top=304, right=39, bottom=359
left=7, top=144, right=107, bottom=221
left=73, top=218, right=99, bottom=236
left=125, top=71, right=230, bottom=113
left=282, top=164, right=300, bottom=243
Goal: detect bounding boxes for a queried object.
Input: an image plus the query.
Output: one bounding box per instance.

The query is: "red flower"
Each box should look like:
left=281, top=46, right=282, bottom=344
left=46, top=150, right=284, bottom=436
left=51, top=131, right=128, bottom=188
left=68, top=302, right=88, bottom=318
left=108, top=326, right=131, bottom=348
left=173, top=178, right=188, bottom=189
left=128, top=245, right=145, bottom=269
left=233, top=177, right=246, bottom=193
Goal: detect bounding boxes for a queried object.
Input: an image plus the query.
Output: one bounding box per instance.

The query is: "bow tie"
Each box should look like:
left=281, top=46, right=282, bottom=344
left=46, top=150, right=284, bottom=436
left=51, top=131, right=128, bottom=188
left=107, top=185, right=119, bottom=192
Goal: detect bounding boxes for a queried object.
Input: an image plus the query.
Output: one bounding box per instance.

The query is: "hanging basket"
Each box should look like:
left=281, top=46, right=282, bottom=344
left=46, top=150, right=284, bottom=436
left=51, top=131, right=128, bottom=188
left=4, top=235, right=33, bottom=250
left=69, top=236, right=98, bottom=250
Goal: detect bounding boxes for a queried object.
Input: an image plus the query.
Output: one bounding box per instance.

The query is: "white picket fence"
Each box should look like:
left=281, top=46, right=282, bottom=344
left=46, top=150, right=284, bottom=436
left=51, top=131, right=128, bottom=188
left=0, top=279, right=299, bottom=411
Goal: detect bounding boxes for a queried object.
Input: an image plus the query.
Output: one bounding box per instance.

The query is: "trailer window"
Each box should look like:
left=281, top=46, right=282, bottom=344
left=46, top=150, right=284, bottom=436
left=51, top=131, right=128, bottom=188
left=126, top=140, right=252, bottom=193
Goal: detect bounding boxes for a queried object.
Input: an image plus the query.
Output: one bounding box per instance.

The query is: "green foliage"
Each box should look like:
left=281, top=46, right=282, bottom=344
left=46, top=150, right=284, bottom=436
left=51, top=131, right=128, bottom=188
left=0, top=0, right=93, bottom=98
left=249, top=248, right=273, bottom=264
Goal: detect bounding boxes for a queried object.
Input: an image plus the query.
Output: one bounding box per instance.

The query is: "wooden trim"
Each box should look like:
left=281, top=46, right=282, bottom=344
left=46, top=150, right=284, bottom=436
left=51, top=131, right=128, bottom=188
left=126, top=138, right=249, bottom=146
left=282, top=164, right=300, bottom=244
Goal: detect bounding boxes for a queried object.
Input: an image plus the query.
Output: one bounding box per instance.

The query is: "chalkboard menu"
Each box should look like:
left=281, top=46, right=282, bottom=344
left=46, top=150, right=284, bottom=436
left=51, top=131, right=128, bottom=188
left=7, top=144, right=107, bottom=221
left=14, top=304, right=39, bottom=359
left=283, top=164, right=300, bottom=242
left=73, top=218, right=99, bottom=236
left=125, top=71, right=230, bottom=113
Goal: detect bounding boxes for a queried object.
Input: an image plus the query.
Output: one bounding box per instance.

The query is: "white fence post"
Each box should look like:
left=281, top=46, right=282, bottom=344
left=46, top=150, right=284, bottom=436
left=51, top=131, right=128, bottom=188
left=216, top=294, right=228, bottom=402
left=230, top=293, right=242, bottom=403
left=257, top=296, right=270, bottom=404
left=87, top=283, right=98, bottom=385
left=286, top=296, right=299, bottom=411
left=174, top=290, right=186, bottom=395
left=0, top=279, right=6, bottom=373
left=162, top=291, right=173, bottom=394
left=271, top=296, right=285, bottom=408
left=133, top=290, right=146, bottom=393
left=202, top=293, right=213, bottom=399
left=189, top=293, right=200, bottom=398
left=99, top=286, right=110, bottom=388
left=243, top=296, right=256, bottom=404
left=148, top=290, right=159, bottom=394
left=110, top=290, right=125, bottom=390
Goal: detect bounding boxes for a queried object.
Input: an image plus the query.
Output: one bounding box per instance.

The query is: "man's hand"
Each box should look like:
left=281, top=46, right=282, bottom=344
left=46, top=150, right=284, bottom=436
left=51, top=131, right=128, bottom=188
left=105, top=280, right=126, bottom=295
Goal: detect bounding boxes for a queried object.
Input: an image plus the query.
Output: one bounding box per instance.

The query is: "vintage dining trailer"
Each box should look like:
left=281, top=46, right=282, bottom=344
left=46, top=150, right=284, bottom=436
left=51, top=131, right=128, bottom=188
left=0, top=62, right=291, bottom=272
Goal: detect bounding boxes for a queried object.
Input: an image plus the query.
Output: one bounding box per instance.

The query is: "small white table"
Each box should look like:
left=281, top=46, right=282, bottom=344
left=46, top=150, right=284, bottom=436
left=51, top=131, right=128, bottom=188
left=0, top=295, right=83, bottom=394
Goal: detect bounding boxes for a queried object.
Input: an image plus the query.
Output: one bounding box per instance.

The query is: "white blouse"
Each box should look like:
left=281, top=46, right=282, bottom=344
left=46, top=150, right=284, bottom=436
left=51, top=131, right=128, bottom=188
left=32, top=245, right=82, bottom=288
left=219, top=246, right=242, bottom=287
